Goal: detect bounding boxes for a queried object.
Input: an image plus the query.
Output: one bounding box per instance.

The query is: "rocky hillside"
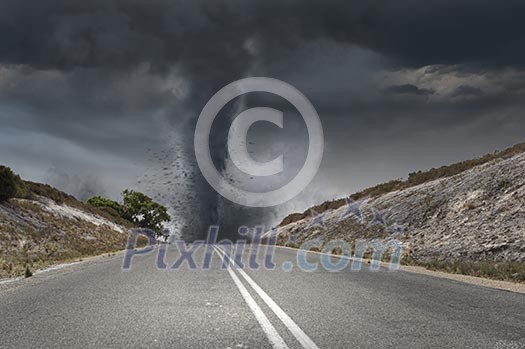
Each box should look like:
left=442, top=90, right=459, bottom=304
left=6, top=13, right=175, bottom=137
left=274, top=144, right=525, bottom=281
left=0, top=183, right=133, bottom=278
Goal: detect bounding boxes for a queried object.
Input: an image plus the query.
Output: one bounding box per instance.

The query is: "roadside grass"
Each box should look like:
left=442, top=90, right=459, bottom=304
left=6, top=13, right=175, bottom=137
left=1, top=239, right=136, bottom=279
left=1, top=238, right=130, bottom=279
left=402, top=257, right=525, bottom=283
left=276, top=239, right=525, bottom=283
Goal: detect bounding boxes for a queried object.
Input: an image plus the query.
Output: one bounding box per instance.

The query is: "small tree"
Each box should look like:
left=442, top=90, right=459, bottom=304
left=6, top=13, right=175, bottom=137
left=25, top=265, right=33, bottom=278
left=120, top=190, right=171, bottom=237
left=0, top=166, right=24, bottom=202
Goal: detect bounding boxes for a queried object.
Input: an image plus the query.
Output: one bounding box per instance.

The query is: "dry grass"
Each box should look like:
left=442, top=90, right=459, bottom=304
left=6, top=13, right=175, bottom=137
left=0, top=198, right=133, bottom=278
left=403, top=257, right=525, bottom=283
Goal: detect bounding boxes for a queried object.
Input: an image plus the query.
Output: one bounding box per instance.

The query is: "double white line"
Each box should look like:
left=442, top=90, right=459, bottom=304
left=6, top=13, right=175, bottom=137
left=213, top=246, right=319, bottom=349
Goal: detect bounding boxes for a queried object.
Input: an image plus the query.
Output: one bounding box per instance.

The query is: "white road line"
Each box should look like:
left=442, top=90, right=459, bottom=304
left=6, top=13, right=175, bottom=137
left=215, top=246, right=320, bottom=349
left=212, top=247, right=289, bottom=349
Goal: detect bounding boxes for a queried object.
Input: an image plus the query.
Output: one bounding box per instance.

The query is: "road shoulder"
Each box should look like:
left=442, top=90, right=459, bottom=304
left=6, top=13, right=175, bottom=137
left=274, top=245, right=525, bottom=295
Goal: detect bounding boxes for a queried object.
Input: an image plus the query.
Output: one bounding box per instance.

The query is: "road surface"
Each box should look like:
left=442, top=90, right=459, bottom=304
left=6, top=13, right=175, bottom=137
left=1, top=245, right=524, bottom=348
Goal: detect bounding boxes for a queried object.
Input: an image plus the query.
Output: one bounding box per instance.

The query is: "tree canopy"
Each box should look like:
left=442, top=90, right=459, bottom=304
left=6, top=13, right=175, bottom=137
left=87, top=190, right=171, bottom=237
left=120, top=190, right=171, bottom=237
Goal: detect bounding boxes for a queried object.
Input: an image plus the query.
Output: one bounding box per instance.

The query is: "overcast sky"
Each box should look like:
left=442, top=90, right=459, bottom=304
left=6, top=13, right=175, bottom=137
left=1, top=0, right=525, bottom=239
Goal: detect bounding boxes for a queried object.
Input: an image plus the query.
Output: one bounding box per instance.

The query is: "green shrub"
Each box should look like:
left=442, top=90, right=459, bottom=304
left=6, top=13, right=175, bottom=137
left=0, top=165, right=30, bottom=202
left=87, top=195, right=122, bottom=212
left=24, top=265, right=33, bottom=278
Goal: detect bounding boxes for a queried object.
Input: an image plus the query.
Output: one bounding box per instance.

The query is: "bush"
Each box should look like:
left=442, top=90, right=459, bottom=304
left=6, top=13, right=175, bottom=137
left=24, top=181, right=68, bottom=204
left=0, top=165, right=27, bottom=202
left=25, top=265, right=33, bottom=278
left=87, top=195, right=122, bottom=212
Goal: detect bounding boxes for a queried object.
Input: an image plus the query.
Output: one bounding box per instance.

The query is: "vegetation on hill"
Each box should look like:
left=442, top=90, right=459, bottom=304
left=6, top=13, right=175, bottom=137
left=24, top=181, right=132, bottom=227
left=0, top=166, right=170, bottom=278
left=0, top=166, right=32, bottom=202
left=280, top=142, right=525, bottom=226
left=0, top=198, right=132, bottom=278
left=24, top=181, right=74, bottom=205
left=87, top=195, right=122, bottom=217
left=0, top=166, right=20, bottom=202
left=87, top=191, right=170, bottom=237
left=0, top=165, right=171, bottom=235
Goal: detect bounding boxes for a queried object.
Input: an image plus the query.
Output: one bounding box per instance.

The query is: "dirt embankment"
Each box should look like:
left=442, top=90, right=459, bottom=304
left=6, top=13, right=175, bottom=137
left=0, top=196, right=132, bottom=278
left=275, top=146, right=525, bottom=282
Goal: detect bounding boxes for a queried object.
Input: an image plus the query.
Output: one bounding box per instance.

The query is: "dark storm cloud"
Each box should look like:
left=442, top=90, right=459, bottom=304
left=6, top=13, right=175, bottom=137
left=384, top=84, right=434, bottom=96
left=2, top=0, right=525, bottom=71
left=451, top=85, right=485, bottom=98
left=1, top=0, right=525, bottom=238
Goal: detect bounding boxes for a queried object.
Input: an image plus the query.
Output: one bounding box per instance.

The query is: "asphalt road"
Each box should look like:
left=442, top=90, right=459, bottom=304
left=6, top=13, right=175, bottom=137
left=1, top=244, right=524, bottom=348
